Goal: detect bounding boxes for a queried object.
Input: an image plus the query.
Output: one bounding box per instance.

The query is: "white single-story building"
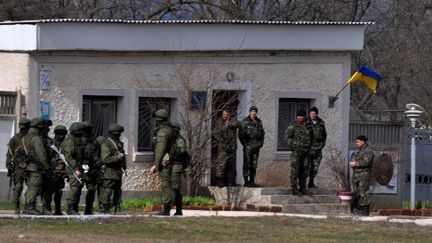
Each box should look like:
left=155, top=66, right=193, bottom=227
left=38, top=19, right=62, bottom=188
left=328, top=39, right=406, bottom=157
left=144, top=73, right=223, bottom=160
left=0, top=19, right=370, bottom=198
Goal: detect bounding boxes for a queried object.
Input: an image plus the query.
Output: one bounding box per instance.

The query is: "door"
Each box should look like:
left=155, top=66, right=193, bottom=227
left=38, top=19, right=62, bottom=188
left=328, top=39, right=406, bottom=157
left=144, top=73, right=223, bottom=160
left=82, top=96, right=117, bottom=138
left=211, top=90, right=239, bottom=186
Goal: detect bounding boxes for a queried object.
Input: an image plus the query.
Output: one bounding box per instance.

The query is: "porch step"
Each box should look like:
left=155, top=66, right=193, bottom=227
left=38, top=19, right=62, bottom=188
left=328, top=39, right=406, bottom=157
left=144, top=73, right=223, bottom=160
left=260, top=187, right=335, bottom=196
left=270, top=195, right=340, bottom=205
left=282, top=203, right=351, bottom=214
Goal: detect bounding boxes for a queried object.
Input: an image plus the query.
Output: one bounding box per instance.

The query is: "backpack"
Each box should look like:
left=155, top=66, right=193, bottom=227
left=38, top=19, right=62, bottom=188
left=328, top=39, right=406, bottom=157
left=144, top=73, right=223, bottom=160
left=171, top=135, right=191, bottom=169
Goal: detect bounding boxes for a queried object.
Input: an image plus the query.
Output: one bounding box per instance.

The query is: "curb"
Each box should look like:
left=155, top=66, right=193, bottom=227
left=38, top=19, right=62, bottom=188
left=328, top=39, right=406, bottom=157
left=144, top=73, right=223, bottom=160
left=143, top=204, right=283, bottom=213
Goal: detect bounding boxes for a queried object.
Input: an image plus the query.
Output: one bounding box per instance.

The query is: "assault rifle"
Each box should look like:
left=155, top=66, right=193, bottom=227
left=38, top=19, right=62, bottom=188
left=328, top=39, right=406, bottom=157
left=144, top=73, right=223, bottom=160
left=50, top=145, right=83, bottom=185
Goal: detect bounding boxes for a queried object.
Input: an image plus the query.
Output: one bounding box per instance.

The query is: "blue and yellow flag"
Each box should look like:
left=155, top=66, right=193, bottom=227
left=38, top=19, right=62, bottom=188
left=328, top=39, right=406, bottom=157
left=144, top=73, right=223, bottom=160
left=347, top=66, right=382, bottom=93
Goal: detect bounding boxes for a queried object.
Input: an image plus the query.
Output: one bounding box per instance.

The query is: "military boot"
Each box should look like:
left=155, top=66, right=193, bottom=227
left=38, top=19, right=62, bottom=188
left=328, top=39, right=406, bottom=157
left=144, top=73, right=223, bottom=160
left=243, top=176, right=250, bottom=187
left=174, top=193, right=183, bottom=216
left=54, top=198, right=63, bottom=215
left=84, top=202, right=94, bottom=215
left=66, top=204, right=80, bottom=215
left=292, top=187, right=301, bottom=196
left=14, top=202, right=21, bottom=215
left=42, top=204, right=53, bottom=215
left=114, top=205, right=125, bottom=215
left=299, top=188, right=312, bottom=196
left=155, top=205, right=171, bottom=216
left=308, top=177, right=317, bottom=188
left=25, top=203, right=42, bottom=215
left=100, top=204, right=110, bottom=214
left=249, top=173, right=258, bottom=187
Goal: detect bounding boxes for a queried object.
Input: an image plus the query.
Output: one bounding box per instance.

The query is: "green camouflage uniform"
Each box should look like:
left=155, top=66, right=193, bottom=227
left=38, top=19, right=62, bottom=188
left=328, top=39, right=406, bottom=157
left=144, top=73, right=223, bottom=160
left=351, top=145, right=374, bottom=211
left=153, top=120, right=174, bottom=214
left=23, top=119, right=50, bottom=215
left=40, top=120, right=54, bottom=215
left=284, top=119, right=312, bottom=191
left=308, top=117, right=327, bottom=187
left=239, top=116, right=265, bottom=186
left=61, top=122, right=85, bottom=215
left=81, top=125, right=104, bottom=215
left=48, top=125, right=67, bottom=215
left=214, top=117, right=240, bottom=186
left=100, top=124, right=126, bottom=214
left=169, top=123, right=190, bottom=216
left=6, top=119, right=30, bottom=214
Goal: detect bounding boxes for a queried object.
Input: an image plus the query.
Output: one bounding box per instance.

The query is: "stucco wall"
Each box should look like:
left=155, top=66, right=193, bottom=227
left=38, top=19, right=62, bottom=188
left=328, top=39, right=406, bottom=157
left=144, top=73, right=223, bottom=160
left=0, top=52, right=30, bottom=106
left=29, top=52, right=350, bottom=191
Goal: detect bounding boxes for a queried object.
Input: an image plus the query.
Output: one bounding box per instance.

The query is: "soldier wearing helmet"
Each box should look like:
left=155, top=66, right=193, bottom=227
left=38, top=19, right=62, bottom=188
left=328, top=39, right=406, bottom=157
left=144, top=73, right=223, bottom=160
left=6, top=118, right=31, bottom=214
left=40, top=119, right=55, bottom=215
left=22, top=118, right=50, bottom=215
left=99, top=123, right=126, bottom=214
left=149, top=109, right=175, bottom=216
left=81, top=121, right=104, bottom=215
left=61, top=122, right=86, bottom=215
left=47, top=125, right=68, bottom=215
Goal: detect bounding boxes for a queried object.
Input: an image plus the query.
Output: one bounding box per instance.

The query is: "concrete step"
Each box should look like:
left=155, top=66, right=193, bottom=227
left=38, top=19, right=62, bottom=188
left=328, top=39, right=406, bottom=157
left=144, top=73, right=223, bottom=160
left=260, top=188, right=336, bottom=196
left=282, top=203, right=351, bottom=214
left=270, top=195, right=340, bottom=205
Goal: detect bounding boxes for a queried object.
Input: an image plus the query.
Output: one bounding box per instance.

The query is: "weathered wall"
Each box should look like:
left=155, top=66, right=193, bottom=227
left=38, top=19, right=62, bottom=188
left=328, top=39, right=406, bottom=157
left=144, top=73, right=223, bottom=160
left=25, top=52, right=350, bottom=191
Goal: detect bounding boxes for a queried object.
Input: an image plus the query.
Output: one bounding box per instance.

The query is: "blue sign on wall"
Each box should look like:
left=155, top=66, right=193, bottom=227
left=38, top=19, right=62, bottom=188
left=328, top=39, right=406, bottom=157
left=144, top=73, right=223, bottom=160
left=40, top=100, right=50, bottom=120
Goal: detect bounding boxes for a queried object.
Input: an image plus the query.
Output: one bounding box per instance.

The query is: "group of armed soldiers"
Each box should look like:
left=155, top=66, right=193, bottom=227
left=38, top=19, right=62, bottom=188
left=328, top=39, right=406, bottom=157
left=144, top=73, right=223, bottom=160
left=6, top=117, right=127, bottom=215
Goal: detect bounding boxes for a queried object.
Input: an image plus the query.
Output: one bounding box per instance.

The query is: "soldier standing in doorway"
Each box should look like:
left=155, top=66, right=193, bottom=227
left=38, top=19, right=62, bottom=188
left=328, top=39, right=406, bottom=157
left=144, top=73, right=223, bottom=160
left=99, top=123, right=126, bottom=215
left=350, top=135, right=374, bottom=216
left=6, top=118, right=31, bottom=214
left=61, top=122, right=86, bottom=215
left=239, top=106, right=265, bottom=187
left=214, top=109, right=241, bottom=187
left=307, top=107, right=327, bottom=188
left=284, top=110, right=312, bottom=196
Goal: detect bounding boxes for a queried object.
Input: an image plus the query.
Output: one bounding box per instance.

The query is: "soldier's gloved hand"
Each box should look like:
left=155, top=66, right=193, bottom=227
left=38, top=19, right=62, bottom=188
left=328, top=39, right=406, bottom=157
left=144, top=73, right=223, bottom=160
left=82, top=164, right=90, bottom=174
left=117, top=153, right=125, bottom=160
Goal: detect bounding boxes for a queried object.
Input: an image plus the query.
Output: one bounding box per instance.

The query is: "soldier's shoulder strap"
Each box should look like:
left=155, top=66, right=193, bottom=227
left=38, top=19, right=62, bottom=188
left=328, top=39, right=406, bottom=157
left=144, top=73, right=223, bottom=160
left=21, top=138, right=29, bottom=156
left=107, top=137, right=120, bottom=151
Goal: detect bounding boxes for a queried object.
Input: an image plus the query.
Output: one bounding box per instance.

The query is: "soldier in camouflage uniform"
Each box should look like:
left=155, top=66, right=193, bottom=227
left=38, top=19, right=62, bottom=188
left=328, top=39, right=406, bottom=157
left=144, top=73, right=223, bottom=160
left=61, top=122, right=86, bottom=215
left=307, top=107, right=327, bottom=188
left=81, top=122, right=104, bottom=215
left=239, top=106, right=265, bottom=187
left=149, top=109, right=175, bottom=216
left=40, top=119, right=54, bottom=215
left=22, top=118, right=51, bottom=215
left=284, top=110, right=312, bottom=196
left=100, top=123, right=126, bottom=214
left=6, top=118, right=31, bottom=214
left=49, top=125, right=68, bottom=215
left=349, top=135, right=374, bottom=216
left=214, top=109, right=241, bottom=187
left=169, top=122, right=190, bottom=216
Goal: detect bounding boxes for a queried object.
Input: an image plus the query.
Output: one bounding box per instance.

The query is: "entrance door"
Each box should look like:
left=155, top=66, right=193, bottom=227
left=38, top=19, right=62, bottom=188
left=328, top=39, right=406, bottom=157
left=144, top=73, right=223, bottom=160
left=82, top=96, right=117, bottom=137
left=211, top=90, right=239, bottom=186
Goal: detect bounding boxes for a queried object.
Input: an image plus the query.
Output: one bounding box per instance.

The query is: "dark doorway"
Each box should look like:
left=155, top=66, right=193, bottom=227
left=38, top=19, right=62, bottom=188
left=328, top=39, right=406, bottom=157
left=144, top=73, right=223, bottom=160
left=211, top=90, right=239, bottom=186
left=82, top=96, right=117, bottom=137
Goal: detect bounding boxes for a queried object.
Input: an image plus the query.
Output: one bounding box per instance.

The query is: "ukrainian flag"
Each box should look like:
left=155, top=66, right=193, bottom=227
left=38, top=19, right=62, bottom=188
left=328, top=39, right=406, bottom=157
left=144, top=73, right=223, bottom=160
left=347, top=66, right=382, bottom=93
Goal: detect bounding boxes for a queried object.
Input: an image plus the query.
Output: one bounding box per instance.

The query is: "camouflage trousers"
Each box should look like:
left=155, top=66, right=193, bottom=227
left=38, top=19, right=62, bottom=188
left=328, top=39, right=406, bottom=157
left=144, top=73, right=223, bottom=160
left=159, top=166, right=174, bottom=208
left=99, top=179, right=122, bottom=208
left=171, top=164, right=184, bottom=210
left=352, top=173, right=371, bottom=208
left=13, top=168, right=27, bottom=204
left=66, top=173, right=83, bottom=209
left=308, top=150, right=323, bottom=179
left=215, top=149, right=236, bottom=179
left=243, top=146, right=259, bottom=179
left=290, top=151, right=310, bottom=189
left=25, top=171, right=42, bottom=204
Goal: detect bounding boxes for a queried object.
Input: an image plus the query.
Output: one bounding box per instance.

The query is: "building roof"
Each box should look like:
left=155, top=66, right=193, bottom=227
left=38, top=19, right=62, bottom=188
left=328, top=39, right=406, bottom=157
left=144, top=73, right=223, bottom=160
left=0, top=18, right=374, bottom=25
left=0, top=19, right=370, bottom=52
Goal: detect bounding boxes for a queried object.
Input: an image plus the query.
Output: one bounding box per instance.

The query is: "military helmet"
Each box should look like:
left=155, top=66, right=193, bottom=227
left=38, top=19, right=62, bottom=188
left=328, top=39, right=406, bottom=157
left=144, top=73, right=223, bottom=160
left=43, top=119, right=53, bottom=127
left=154, top=109, right=169, bottom=121
left=249, top=106, right=258, bottom=112
left=170, top=121, right=181, bottom=131
left=18, top=118, right=31, bottom=129
left=69, top=122, right=86, bottom=134
left=54, top=125, right=68, bottom=135
left=30, top=118, right=45, bottom=128
left=108, top=123, right=124, bottom=133
left=82, top=121, right=93, bottom=129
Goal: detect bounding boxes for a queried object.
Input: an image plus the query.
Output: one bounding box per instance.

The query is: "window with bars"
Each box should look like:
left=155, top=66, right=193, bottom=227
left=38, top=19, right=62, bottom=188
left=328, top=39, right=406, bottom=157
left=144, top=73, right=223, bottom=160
left=0, top=91, right=17, bottom=116
left=277, top=98, right=310, bottom=151
left=138, top=97, right=171, bottom=152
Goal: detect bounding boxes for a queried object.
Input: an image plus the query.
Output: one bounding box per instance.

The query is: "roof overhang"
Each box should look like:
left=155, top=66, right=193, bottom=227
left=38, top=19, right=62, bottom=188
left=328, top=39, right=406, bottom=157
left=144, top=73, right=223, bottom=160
left=0, top=19, right=372, bottom=52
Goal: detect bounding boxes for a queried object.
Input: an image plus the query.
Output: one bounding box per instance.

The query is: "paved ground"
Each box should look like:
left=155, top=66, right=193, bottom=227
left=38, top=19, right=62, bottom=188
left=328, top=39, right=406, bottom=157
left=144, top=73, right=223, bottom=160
left=1, top=209, right=432, bottom=226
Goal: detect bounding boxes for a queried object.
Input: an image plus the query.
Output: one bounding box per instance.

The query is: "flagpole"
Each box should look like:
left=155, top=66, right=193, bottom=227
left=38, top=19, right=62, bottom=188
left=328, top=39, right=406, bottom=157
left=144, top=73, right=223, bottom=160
left=329, top=82, right=350, bottom=108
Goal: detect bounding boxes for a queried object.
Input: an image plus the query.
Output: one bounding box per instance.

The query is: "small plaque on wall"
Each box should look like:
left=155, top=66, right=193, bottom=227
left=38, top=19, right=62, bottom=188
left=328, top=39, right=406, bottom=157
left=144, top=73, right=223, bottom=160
left=39, top=70, right=52, bottom=90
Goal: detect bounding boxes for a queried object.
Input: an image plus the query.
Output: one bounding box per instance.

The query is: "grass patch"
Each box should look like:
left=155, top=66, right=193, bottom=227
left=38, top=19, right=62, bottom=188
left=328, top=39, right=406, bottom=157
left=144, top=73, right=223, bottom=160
left=0, top=217, right=430, bottom=242
left=121, top=196, right=216, bottom=210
